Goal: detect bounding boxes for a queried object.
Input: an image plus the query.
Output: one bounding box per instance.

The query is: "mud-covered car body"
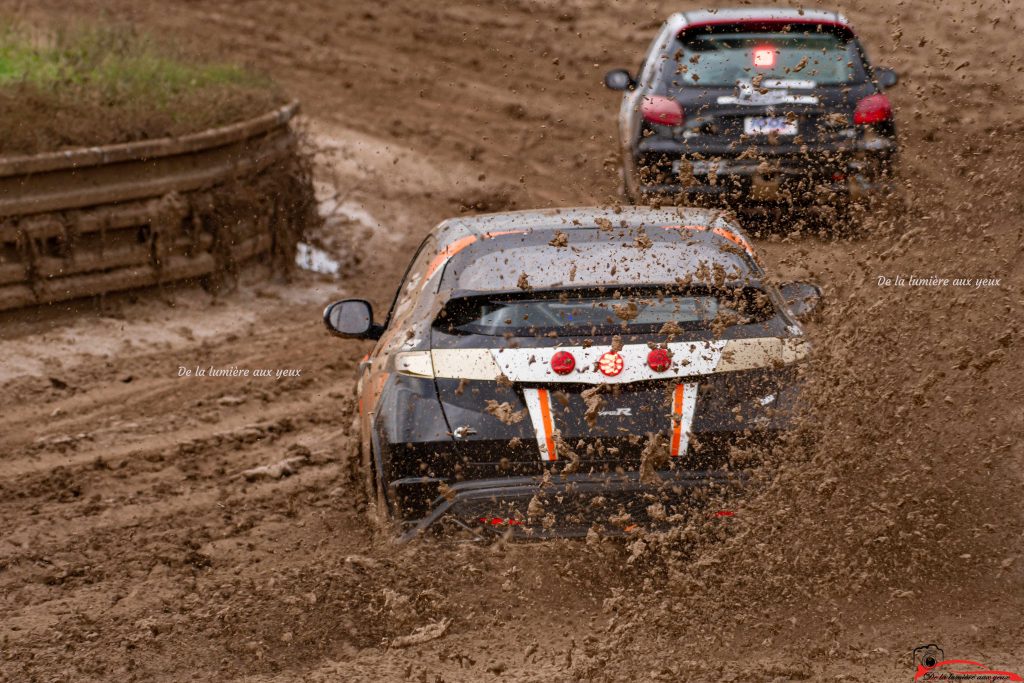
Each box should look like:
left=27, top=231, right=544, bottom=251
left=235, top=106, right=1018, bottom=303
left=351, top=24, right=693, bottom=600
left=324, top=207, right=817, bottom=540
left=605, top=8, right=898, bottom=207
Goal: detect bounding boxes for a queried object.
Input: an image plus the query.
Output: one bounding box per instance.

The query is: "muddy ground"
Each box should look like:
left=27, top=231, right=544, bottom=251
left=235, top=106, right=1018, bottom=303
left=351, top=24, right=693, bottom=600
left=1, top=0, right=1022, bottom=681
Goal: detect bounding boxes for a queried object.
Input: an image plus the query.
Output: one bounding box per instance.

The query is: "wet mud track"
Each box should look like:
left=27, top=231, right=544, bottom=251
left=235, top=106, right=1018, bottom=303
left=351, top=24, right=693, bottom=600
left=1, top=0, right=1023, bottom=681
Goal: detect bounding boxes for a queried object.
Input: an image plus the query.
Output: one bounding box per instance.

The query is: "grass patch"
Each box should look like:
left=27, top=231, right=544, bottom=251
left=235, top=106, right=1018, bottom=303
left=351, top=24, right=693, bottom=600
left=0, top=23, right=286, bottom=154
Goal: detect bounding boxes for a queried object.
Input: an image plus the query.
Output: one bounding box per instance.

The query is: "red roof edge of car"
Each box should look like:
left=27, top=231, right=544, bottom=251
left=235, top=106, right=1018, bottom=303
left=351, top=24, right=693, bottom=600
left=681, top=17, right=852, bottom=31
left=674, top=8, right=852, bottom=33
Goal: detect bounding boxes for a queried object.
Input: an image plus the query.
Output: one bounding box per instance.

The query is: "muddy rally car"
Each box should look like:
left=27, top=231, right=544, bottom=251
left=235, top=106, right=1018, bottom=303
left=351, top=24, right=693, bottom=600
left=605, top=8, right=898, bottom=211
left=324, top=207, right=821, bottom=540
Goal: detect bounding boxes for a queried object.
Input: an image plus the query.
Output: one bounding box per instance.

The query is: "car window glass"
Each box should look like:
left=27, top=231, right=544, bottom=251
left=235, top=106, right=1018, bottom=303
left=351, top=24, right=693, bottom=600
left=664, top=30, right=867, bottom=89
left=436, top=286, right=775, bottom=337
left=389, top=236, right=436, bottom=323
left=635, top=23, right=672, bottom=88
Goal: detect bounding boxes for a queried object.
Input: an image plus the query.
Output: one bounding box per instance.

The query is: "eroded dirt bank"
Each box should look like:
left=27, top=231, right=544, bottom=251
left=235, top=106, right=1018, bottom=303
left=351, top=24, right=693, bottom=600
left=1, top=0, right=1022, bottom=681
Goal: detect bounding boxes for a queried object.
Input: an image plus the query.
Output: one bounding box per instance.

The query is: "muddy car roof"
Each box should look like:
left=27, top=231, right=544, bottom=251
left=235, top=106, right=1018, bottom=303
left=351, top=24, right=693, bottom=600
left=437, top=224, right=762, bottom=295
left=672, top=8, right=850, bottom=29
left=434, top=206, right=726, bottom=241
left=424, top=206, right=763, bottom=295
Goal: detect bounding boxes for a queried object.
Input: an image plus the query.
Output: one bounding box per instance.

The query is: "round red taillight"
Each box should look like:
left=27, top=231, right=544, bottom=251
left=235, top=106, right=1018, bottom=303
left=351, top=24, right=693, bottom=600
left=647, top=348, right=672, bottom=372
left=598, top=351, right=624, bottom=377
left=550, top=350, right=575, bottom=375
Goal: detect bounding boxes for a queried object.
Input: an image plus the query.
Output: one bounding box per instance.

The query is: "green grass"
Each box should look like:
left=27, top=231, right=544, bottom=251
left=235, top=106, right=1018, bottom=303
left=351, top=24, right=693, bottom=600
left=0, top=23, right=284, bottom=154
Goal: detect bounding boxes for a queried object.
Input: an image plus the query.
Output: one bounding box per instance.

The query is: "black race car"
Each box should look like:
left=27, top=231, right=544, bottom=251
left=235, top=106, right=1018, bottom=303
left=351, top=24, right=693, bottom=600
left=604, top=8, right=898, bottom=211
left=324, top=207, right=821, bottom=541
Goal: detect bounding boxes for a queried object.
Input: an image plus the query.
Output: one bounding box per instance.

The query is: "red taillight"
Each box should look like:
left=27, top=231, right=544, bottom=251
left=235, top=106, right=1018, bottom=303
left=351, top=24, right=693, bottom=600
left=647, top=348, right=672, bottom=372
left=478, top=517, right=523, bottom=527
left=854, top=93, right=892, bottom=125
left=551, top=350, right=575, bottom=375
left=598, top=351, right=624, bottom=377
left=641, top=96, right=684, bottom=126
left=753, top=46, right=776, bottom=68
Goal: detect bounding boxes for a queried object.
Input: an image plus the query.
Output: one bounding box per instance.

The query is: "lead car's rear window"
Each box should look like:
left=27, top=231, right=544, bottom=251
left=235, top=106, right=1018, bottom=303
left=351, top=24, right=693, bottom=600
left=435, top=286, right=775, bottom=337
left=664, top=30, right=867, bottom=88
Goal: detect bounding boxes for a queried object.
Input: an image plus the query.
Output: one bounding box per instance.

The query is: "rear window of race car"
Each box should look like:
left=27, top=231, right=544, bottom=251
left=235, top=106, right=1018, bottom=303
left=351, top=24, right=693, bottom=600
left=664, top=28, right=868, bottom=88
left=434, top=286, right=776, bottom=337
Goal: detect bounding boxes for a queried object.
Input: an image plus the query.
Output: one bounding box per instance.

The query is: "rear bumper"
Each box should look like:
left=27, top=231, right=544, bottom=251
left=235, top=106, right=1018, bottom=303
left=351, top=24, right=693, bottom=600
left=641, top=174, right=895, bottom=205
left=633, top=143, right=895, bottom=204
left=395, top=469, right=744, bottom=543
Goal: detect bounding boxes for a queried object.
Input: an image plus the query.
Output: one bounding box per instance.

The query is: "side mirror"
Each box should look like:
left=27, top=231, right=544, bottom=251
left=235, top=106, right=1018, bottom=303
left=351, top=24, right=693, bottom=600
left=874, top=66, right=898, bottom=89
left=604, top=69, right=636, bottom=92
left=779, top=282, right=823, bottom=322
left=323, top=299, right=383, bottom=339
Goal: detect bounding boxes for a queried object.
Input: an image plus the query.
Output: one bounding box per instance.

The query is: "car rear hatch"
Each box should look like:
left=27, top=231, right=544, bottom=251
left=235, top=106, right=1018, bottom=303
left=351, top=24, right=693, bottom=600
left=429, top=283, right=789, bottom=472
left=639, top=22, right=880, bottom=185
left=405, top=255, right=799, bottom=536
left=417, top=345, right=781, bottom=540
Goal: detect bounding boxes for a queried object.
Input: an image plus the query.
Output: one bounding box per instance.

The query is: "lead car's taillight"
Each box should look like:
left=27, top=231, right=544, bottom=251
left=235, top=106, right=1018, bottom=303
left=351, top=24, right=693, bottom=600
left=854, top=93, right=892, bottom=125
left=641, top=96, right=685, bottom=126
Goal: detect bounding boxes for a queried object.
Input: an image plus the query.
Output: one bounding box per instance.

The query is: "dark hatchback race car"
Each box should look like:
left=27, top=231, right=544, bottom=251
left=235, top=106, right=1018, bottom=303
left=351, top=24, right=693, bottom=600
left=604, top=8, right=898, bottom=212
left=324, top=207, right=821, bottom=541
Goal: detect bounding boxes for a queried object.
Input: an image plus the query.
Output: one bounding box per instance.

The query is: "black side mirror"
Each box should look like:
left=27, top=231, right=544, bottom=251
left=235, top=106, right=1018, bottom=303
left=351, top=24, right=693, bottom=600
left=875, top=66, right=898, bottom=89
left=323, top=299, right=383, bottom=339
left=604, top=69, right=636, bottom=91
left=779, top=282, right=823, bottom=322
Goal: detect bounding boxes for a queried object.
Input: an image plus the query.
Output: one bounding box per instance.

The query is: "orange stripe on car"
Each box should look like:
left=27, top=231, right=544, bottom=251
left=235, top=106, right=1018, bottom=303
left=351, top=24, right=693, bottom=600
left=711, top=226, right=760, bottom=263
left=670, top=383, right=685, bottom=456
left=483, top=229, right=528, bottom=239
left=422, top=230, right=527, bottom=284
left=537, top=388, right=558, bottom=461
left=663, top=224, right=760, bottom=264
left=424, top=235, right=477, bottom=281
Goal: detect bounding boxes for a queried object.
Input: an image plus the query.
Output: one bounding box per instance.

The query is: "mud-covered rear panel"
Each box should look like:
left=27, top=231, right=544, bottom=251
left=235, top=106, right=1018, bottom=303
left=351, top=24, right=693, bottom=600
left=435, top=364, right=795, bottom=475
left=427, top=276, right=802, bottom=484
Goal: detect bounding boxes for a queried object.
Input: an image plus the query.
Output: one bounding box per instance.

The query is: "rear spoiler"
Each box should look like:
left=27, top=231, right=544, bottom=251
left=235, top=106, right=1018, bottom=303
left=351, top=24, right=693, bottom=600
left=679, top=19, right=855, bottom=37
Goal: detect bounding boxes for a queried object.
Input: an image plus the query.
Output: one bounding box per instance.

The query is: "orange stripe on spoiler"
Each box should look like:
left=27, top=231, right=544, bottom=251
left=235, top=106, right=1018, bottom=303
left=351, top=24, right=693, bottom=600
left=711, top=226, right=758, bottom=262
left=537, top=388, right=557, bottom=461
left=662, top=224, right=760, bottom=264
left=422, top=230, right=529, bottom=283
left=424, top=235, right=477, bottom=281
left=483, top=229, right=528, bottom=239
